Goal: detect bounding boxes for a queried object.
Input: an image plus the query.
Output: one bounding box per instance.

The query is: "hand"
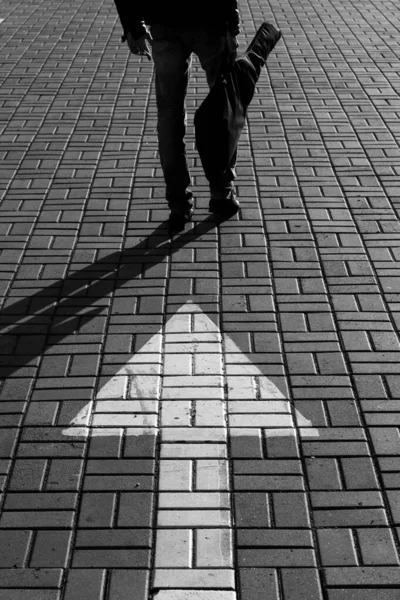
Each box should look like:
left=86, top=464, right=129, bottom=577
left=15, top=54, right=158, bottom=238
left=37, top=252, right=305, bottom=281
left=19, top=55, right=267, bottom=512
left=126, top=31, right=152, bottom=61
left=226, top=31, right=239, bottom=66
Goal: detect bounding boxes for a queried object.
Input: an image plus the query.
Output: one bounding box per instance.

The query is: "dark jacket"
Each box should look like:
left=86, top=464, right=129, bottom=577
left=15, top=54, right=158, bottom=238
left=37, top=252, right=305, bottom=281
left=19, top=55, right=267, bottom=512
left=114, top=0, right=240, bottom=40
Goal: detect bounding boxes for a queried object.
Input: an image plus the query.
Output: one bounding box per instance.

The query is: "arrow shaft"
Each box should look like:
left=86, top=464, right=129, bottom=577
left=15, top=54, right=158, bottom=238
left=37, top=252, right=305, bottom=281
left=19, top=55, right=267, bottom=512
left=152, top=312, right=236, bottom=597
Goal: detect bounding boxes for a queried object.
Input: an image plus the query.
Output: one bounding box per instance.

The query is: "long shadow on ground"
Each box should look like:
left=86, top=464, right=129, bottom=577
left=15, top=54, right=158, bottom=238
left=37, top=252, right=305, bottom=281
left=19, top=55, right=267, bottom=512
left=0, top=217, right=218, bottom=381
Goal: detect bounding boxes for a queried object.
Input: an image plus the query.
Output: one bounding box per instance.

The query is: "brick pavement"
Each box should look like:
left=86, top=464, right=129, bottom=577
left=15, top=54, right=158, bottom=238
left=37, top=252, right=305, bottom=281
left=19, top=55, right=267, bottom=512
left=1, top=0, right=400, bottom=598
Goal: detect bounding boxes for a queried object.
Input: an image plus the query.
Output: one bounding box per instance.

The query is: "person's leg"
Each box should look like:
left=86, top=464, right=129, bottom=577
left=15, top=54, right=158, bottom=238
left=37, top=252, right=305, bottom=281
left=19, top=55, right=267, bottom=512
left=150, top=25, right=193, bottom=212
left=193, top=29, right=239, bottom=216
left=193, top=28, right=227, bottom=90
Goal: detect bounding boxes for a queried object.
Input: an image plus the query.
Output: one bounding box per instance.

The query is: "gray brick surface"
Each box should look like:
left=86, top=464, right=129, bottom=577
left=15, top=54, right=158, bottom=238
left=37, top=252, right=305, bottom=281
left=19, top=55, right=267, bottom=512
left=1, top=0, right=400, bottom=596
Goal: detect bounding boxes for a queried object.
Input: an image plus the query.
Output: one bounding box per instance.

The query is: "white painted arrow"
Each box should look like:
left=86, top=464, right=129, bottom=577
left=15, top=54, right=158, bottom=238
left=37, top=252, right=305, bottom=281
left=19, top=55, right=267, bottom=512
left=63, top=302, right=319, bottom=599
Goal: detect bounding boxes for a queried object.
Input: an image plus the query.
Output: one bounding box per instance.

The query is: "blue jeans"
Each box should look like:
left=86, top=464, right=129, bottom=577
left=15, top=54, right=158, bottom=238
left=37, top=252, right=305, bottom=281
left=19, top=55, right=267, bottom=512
left=150, top=25, right=237, bottom=206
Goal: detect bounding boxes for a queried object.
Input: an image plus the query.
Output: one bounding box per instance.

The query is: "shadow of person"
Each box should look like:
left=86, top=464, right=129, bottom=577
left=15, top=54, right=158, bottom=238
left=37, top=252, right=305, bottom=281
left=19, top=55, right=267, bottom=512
left=0, top=215, right=218, bottom=592
left=0, top=216, right=218, bottom=382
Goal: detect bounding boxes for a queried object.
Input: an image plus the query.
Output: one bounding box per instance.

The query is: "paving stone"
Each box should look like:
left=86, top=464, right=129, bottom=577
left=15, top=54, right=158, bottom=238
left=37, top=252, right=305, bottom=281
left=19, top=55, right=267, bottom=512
left=107, top=570, right=149, bottom=600
left=75, top=529, right=151, bottom=548
left=0, top=592, right=60, bottom=600
left=153, top=593, right=236, bottom=600
left=234, top=475, right=305, bottom=491
left=82, top=474, right=153, bottom=491
left=196, top=459, right=229, bottom=490
left=72, top=548, right=151, bottom=568
left=234, top=493, right=271, bottom=528
left=302, top=441, right=370, bottom=457
left=118, top=492, right=154, bottom=527
left=161, top=443, right=227, bottom=459
left=265, top=430, right=301, bottom=458
left=63, top=569, right=106, bottom=600
left=327, top=592, right=400, bottom=600
left=159, top=492, right=229, bottom=509
left=0, top=530, right=32, bottom=567
left=159, top=460, right=192, bottom=491
left=325, top=567, right=400, bottom=586
left=326, top=400, right=362, bottom=426
left=157, top=509, right=230, bottom=527
left=78, top=493, right=116, bottom=528
left=8, top=459, right=47, bottom=491
left=317, top=529, right=358, bottom=566
left=0, top=569, right=63, bottom=587
left=30, top=530, right=72, bottom=567
left=0, top=428, right=19, bottom=457
left=234, top=459, right=301, bottom=475
left=238, top=548, right=316, bottom=567
left=273, top=492, right=311, bottom=528
left=4, top=492, right=77, bottom=511
left=196, top=529, right=233, bottom=567
left=238, top=529, right=313, bottom=548
left=281, top=568, right=323, bottom=600
left=357, top=528, right=399, bottom=565
left=238, top=568, right=279, bottom=600
left=85, top=459, right=155, bottom=475
left=230, top=432, right=263, bottom=459
left=341, top=457, right=379, bottom=489
left=0, top=511, right=75, bottom=529
left=152, top=569, right=235, bottom=589
left=46, top=459, right=84, bottom=491
left=155, top=529, right=192, bottom=567
left=314, top=508, right=388, bottom=528
left=311, top=491, right=384, bottom=509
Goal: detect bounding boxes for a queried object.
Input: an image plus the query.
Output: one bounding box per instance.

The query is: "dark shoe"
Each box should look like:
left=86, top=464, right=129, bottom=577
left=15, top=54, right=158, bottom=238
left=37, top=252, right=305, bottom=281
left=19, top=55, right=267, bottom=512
left=209, top=191, right=239, bottom=218
left=168, top=193, right=194, bottom=231
left=169, top=206, right=194, bottom=230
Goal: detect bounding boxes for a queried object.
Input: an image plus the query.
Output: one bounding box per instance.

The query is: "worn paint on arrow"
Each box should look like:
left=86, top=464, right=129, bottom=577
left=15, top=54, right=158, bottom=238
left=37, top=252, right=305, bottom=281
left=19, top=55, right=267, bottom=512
left=62, top=302, right=319, bottom=597
left=63, top=302, right=319, bottom=438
